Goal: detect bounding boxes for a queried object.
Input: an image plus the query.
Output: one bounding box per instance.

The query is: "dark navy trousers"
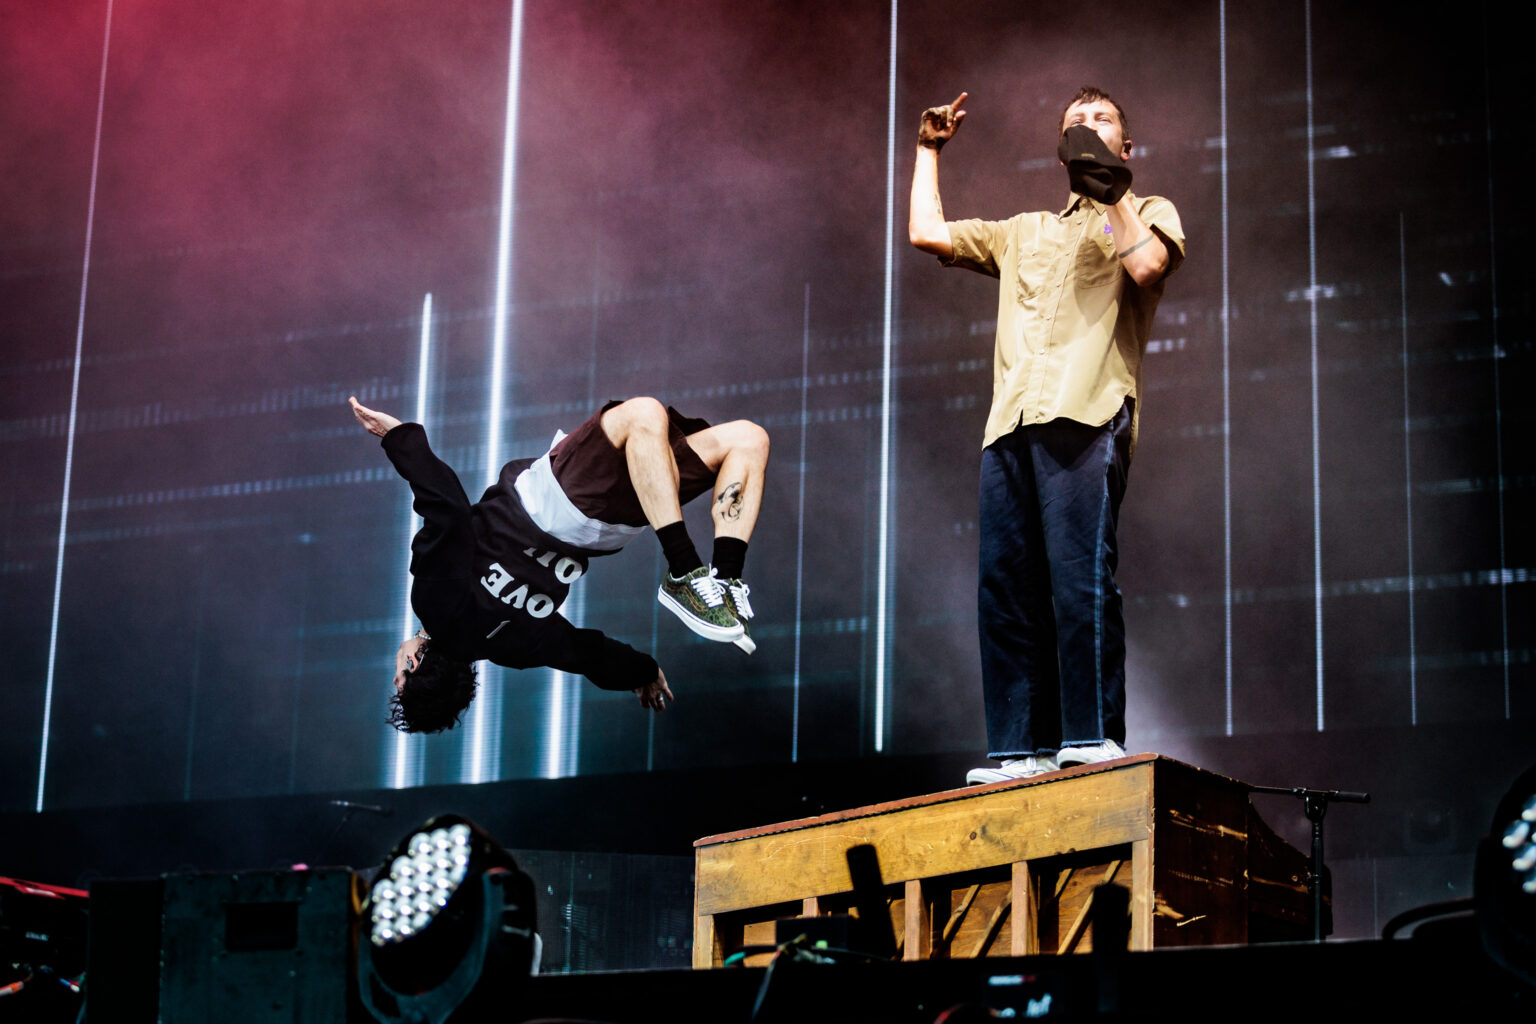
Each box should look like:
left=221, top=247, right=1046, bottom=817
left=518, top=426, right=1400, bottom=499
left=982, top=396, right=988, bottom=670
left=977, top=400, right=1132, bottom=757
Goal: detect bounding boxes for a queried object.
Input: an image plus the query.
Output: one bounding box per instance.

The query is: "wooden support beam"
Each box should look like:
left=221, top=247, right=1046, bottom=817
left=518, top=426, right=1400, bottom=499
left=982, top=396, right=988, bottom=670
left=1059, top=860, right=1123, bottom=954
left=1130, top=838, right=1153, bottom=951
left=970, top=889, right=1011, bottom=958
left=902, top=879, right=930, bottom=961
left=939, top=883, right=981, bottom=948
left=1012, top=861, right=1037, bottom=956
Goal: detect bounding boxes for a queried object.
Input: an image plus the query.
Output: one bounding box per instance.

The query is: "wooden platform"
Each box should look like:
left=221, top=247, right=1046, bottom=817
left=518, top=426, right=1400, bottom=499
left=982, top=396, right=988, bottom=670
left=692, top=755, right=1314, bottom=967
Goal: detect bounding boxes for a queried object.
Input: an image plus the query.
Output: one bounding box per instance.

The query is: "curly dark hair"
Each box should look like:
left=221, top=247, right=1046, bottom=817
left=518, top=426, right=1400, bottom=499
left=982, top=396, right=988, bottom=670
left=388, top=646, right=478, bottom=734
left=1059, top=85, right=1130, bottom=141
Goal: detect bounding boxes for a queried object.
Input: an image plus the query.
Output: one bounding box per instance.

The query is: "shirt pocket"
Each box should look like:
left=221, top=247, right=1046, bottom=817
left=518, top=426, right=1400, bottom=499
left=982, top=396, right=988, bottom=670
left=1074, top=226, right=1122, bottom=290
left=1012, top=219, right=1048, bottom=304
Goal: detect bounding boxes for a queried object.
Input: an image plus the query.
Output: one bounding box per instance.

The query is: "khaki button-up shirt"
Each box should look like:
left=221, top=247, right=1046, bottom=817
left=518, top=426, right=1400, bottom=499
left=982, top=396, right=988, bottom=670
left=944, top=192, right=1185, bottom=457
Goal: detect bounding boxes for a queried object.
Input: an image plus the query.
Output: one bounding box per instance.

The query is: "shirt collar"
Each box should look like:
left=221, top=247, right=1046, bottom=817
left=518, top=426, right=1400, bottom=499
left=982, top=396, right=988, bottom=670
left=1060, top=192, right=1135, bottom=217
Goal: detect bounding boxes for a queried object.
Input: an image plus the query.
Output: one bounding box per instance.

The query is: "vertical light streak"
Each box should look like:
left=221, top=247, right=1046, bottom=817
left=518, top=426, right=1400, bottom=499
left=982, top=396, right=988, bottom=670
left=792, top=284, right=811, bottom=762
left=1219, top=0, right=1234, bottom=736
left=541, top=245, right=603, bottom=780
left=874, top=0, right=898, bottom=753
left=389, top=293, right=434, bottom=790
left=37, top=0, right=115, bottom=813
left=1480, top=9, right=1510, bottom=717
left=465, top=0, right=525, bottom=785
left=1304, top=0, right=1324, bottom=732
left=1398, top=218, right=1417, bottom=725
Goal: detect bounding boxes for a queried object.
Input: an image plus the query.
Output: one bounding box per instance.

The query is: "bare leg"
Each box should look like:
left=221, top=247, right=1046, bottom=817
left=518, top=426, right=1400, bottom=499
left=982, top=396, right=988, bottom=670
left=600, top=398, right=685, bottom=529
left=686, top=420, right=770, bottom=541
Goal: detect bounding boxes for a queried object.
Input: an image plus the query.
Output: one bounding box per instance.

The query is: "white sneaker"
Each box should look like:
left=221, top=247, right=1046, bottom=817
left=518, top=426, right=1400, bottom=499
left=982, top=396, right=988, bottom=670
left=657, top=566, right=743, bottom=642
left=719, top=577, right=756, bottom=654
left=1056, top=740, right=1128, bottom=767
left=966, top=754, right=1059, bottom=785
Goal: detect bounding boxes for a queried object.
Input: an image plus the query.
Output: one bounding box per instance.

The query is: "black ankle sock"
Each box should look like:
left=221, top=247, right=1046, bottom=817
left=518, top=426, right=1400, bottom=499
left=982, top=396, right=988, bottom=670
left=657, top=521, right=703, bottom=578
left=712, top=537, right=748, bottom=580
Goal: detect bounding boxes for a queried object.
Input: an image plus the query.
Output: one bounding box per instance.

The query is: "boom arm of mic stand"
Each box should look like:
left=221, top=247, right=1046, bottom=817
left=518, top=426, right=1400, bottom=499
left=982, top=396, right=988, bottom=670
left=1246, top=783, right=1371, bottom=941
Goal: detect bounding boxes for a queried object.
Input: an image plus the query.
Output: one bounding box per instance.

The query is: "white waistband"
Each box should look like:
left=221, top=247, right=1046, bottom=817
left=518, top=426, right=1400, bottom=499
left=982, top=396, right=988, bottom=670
left=513, top=430, right=647, bottom=552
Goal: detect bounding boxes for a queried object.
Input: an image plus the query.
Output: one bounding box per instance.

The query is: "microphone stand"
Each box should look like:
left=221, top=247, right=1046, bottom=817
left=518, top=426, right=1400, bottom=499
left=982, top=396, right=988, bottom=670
left=319, top=799, right=392, bottom=864
left=1247, top=784, right=1370, bottom=942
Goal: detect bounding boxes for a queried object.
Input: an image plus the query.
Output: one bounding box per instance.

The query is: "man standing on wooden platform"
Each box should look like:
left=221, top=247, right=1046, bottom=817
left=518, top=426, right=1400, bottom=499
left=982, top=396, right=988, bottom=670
left=908, top=86, right=1186, bottom=784
left=350, top=395, right=769, bottom=733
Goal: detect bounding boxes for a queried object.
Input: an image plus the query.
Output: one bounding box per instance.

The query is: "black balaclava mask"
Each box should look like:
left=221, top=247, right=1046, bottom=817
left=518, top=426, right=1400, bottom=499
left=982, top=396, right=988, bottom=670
left=1058, top=122, right=1133, bottom=205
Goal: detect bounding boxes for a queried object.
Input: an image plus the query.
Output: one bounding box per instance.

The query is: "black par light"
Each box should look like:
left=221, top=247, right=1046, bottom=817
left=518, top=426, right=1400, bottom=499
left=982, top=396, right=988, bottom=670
left=1478, top=762, right=1536, bottom=986
left=357, top=815, right=540, bottom=1024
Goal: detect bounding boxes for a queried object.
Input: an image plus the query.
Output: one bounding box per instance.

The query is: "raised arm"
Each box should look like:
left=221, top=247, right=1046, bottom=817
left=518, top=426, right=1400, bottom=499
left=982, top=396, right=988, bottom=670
left=352, top=397, right=477, bottom=578
left=909, top=92, right=967, bottom=258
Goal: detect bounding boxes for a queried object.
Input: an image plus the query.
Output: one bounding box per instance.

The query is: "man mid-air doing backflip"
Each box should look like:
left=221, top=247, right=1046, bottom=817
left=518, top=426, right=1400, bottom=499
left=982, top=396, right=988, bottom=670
left=350, top=395, right=769, bottom=734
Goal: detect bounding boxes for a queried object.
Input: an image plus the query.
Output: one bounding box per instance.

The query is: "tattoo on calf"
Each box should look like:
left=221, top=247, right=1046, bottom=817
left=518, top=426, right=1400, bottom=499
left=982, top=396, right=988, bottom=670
left=715, top=481, right=744, bottom=521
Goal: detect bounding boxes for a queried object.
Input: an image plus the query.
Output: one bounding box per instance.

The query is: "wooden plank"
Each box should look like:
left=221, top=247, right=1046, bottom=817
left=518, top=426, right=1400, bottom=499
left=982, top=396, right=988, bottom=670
left=1059, top=860, right=1122, bottom=954
left=695, top=766, right=1155, bottom=916
left=1012, top=861, right=1037, bottom=956
left=693, top=867, right=715, bottom=968
left=940, top=884, right=981, bottom=947
left=1129, top=838, right=1153, bottom=951
left=801, top=896, right=820, bottom=917
left=693, top=910, right=715, bottom=969
left=741, top=919, right=777, bottom=967
left=970, top=888, right=1012, bottom=958
left=944, top=881, right=1009, bottom=959
left=902, top=879, right=930, bottom=961
left=695, top=754, right=1166, bottom=847
left=1148, top=767, right=1250, bottom=947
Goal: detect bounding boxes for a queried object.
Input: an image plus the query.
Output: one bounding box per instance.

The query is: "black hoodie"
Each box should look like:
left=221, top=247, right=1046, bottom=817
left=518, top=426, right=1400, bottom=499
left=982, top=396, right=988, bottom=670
left=381, top=422, right=657, bottom=691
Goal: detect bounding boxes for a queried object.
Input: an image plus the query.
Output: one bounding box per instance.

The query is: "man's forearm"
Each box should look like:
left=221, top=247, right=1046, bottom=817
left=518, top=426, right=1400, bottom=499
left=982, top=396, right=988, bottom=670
left=909, top=146, right=953, bottom=257
left=1106, top=198, right=1169, bottom=286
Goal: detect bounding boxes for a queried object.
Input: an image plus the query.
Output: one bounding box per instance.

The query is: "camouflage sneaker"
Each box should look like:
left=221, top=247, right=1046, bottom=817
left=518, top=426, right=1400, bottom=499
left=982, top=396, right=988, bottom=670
left=657, top=566, right=743, bottom=643
left=719, top=577, right=756, bottom=654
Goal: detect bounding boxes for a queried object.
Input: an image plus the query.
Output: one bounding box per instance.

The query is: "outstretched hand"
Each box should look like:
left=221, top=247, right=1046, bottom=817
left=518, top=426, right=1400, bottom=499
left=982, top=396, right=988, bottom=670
left=350, top=396, right=402, bottom=438
left=634, top=667, right=675, bottom=712
left=918, top=92, right=967, bottom=149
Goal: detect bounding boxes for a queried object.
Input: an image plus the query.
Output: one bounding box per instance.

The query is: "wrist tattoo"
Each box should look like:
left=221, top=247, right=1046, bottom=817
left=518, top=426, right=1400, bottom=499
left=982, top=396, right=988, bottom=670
left=1118, top=236, right=1152, bottom=259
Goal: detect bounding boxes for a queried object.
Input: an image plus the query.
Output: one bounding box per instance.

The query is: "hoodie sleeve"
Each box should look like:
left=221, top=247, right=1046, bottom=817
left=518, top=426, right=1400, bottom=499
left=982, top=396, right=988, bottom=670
left=484, top=612, right=659, bottom=692
left=380, top=422, right=475, bottom=580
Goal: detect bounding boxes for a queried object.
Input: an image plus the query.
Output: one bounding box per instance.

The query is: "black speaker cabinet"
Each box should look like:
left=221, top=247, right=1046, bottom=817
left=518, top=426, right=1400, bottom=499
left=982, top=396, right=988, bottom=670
left=156, top=868, right=361, bottom=1022
left=88, top=868, right=361, bottom=1023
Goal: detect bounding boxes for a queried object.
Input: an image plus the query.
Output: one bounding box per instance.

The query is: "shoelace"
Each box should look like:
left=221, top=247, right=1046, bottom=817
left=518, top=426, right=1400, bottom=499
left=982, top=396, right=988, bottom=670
left=687, top=569, right=727, bottom=608
left=726, top=581, right=753, bottom=620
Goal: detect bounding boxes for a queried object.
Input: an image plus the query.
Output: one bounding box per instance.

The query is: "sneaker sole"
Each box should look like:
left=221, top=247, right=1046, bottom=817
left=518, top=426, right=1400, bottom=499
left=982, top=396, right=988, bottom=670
left=1056, top=751, right=1129, bottom=768
left=657, top=587, right=744, bottom=642
left=733, top=634, right=756, bottom=654
left=966, top=770, right=1048, bottom=785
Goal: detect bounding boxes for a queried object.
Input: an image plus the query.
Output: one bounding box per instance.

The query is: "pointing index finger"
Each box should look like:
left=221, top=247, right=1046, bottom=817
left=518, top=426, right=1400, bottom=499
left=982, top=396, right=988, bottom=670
left=951, top=91, right=968, bottom=110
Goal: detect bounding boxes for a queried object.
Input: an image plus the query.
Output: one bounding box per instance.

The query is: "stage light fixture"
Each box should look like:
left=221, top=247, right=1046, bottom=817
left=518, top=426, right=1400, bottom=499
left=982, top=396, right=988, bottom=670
left=358, top=814, right=540, bottom=1024
left=1477, top=762, right=1536, bottom=987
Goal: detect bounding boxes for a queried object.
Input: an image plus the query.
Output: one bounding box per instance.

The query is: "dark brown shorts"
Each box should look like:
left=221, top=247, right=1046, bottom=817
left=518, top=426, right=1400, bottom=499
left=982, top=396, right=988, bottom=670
left=548, top=400, right=715, bottom=527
